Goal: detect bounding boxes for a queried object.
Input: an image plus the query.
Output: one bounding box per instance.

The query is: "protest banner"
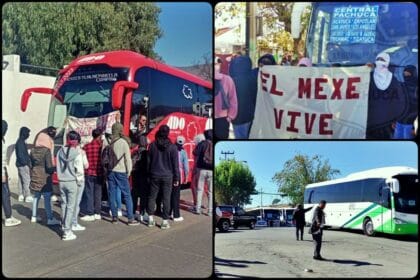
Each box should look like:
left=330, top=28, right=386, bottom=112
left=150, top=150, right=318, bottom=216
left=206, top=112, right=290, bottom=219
left=249, top=66, right=371, bottom=139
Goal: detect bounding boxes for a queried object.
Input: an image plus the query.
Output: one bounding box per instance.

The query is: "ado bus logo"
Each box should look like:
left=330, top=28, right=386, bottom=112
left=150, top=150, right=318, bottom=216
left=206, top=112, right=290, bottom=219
left=167, top=116, right=185, bottom=130
left=182, top=85, right=193, bottom=99
left=77, top=54, right=106, bottom=64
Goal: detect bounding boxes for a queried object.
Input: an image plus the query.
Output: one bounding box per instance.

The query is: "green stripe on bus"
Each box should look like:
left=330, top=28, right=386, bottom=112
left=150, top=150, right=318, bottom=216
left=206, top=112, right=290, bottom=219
left=346, top=206, right=387, bottom=229
left=341, top=204, right=378, bottom=228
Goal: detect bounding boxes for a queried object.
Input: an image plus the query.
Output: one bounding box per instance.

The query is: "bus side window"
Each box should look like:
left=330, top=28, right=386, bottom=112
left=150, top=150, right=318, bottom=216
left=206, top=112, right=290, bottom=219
left=308, top=190, right=314, bottom=203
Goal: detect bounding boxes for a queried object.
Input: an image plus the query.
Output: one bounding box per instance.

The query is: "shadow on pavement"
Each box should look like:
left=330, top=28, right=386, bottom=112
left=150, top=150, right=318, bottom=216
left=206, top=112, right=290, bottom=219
left=12, top=204, right=62, bottom=238
left=216, top=230, right=244, bottom=234
left=215, top=256, right=267, bottom=268
left=330, top=259, right=383, bottom=267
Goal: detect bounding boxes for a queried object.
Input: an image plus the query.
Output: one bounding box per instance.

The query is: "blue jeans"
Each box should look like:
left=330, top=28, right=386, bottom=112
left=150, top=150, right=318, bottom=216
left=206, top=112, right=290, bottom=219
left=108, top=184, right=122, bottom=211
left=233, top=122, right=251, bottom=139
left=32, top=191, right=53, bottom=220
left=107, top=171, right=134, bottom=220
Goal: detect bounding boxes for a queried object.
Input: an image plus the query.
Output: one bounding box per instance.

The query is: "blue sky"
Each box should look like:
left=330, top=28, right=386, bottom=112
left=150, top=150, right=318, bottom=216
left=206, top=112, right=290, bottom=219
left=154, top=3, right=212, bottom=67
left=215, top=141, right=418, bottom=207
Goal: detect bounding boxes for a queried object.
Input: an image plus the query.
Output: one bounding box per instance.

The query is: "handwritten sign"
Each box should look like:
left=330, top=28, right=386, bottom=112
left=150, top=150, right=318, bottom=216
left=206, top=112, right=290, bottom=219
left=249, top=66, right=371, bottom=139
left=330, top=5, right=379, bottom=44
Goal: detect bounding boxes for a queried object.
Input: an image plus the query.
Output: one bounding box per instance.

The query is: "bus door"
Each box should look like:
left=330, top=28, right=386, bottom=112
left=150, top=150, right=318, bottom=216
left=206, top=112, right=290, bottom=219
left=379, top=184, right=392, bottom=233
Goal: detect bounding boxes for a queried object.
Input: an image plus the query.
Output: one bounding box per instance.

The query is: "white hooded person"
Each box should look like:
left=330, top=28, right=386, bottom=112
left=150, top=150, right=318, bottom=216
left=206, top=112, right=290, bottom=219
left=366, top=52, right=407, bottom=139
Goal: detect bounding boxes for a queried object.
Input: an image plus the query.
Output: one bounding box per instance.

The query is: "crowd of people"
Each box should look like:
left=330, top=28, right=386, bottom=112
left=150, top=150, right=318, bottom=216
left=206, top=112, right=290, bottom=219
left=215, top=52, right=418, bottom=140
left=2, top=118, right=213, bottom=241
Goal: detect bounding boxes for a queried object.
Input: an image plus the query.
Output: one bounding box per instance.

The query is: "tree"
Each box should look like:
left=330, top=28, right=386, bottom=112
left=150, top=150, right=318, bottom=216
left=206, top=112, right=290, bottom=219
left=272, top=154, right=340, bottom=205
left=215, top=160, right=257, bottom=206
left=2, top=3, right=162, bottom=69
left=191, top=52, right=212, bottom=81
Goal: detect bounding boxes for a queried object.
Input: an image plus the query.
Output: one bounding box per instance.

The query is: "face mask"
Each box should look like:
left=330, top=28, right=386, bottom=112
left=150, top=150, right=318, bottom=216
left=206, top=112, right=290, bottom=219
left=375, top=60, right=388, bottom=70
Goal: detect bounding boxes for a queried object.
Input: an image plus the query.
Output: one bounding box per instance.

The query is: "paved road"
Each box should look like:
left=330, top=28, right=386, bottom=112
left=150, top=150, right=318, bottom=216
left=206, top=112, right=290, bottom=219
left=2, top=185, right=212, bottom=278
left=215, top=226, right=418, bottom=278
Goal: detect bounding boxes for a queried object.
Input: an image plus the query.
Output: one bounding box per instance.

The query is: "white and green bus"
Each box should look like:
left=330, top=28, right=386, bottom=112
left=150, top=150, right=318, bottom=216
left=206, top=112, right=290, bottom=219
left=304, top=166, right=418, bottom=236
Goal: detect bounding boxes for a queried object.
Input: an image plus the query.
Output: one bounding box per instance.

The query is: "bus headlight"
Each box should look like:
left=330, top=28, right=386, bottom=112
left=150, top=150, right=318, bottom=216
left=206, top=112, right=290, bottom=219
left=393, top=218, right=407, bottom=224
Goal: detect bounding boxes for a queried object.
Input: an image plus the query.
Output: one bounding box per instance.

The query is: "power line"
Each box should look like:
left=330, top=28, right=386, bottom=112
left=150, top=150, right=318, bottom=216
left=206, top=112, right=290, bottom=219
left=220, top=150, right=234, bottom=161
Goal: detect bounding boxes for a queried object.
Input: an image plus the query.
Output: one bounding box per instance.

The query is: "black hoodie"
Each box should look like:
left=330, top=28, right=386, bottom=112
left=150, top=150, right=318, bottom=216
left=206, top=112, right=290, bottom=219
left=148, top=137, right=179, bottom=181
left=15, top=127, right=31, bottom=167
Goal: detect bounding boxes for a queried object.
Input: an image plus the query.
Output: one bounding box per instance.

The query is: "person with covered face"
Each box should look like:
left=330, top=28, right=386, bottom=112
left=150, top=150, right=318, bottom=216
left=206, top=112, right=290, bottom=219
left=393, top=65, right=418, bottom=139
left=367, top=52, right=408, bottom=139
left=229, top=55, right=258, bottom=139
left=15, top=126, right=33, bottom=203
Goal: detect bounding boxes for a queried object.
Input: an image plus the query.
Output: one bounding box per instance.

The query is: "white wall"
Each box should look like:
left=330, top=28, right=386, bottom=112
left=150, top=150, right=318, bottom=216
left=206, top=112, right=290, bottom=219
left=2, top=55, right=56, bottom=186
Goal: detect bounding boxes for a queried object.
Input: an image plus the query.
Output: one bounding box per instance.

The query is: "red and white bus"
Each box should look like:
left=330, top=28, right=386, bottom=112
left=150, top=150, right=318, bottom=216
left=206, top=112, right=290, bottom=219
left=20, top=50, right=213, bottom=184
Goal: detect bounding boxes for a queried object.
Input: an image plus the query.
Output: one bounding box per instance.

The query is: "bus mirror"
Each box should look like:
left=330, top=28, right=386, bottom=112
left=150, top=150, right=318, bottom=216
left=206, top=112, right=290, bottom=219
left=111, top=81, right=139, bottom=109
left=386, top=178, right=400, bottom=193
left=21, top=87, right=54, bottom=112
left=53, top=105, right=67, bottom=128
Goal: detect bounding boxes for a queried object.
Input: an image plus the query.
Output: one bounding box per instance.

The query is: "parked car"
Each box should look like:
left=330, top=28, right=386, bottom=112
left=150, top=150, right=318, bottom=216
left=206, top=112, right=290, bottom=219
left=219, top=205, right=257, bottom=229
left=216, top=208, right=234, bottom=232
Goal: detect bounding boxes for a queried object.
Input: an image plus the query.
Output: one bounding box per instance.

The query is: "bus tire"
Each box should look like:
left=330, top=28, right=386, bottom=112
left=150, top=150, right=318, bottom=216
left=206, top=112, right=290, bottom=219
left=363, top=218, right=375, bottom=237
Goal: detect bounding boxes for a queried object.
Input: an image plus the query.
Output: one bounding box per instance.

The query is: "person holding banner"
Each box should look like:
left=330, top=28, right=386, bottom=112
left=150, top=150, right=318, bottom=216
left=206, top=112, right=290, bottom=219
left=229, top=55, right=258, bottom=139
left=214, top=57, right=238, bottom=139
left=367, top=52, right=408, bottom=139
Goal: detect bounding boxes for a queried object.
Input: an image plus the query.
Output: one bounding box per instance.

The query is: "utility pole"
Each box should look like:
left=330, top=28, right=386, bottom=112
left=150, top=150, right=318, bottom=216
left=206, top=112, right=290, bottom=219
left=220, top=150, right=234, bottom=161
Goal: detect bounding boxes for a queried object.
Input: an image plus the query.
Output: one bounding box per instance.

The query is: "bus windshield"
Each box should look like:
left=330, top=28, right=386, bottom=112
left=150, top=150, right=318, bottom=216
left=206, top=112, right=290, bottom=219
left=55, top=64, right=129, bottom=118
left=393, top=175, right=417, bottom=214
left=307, top=2, right=418, bottom=79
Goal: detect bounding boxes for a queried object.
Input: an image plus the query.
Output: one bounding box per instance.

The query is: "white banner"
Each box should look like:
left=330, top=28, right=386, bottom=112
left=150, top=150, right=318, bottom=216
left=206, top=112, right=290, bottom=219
left=249, top=66, right=371, bottom=139
left=66, top=111, right=121, bottom=146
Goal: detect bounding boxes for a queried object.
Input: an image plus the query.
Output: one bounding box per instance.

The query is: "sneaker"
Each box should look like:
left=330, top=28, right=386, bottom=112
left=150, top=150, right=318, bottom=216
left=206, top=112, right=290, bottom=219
left=5, top=217, right=21, bottom=227
left=31, top=216, right=42, bottom=223
left=118, top=210, right=123, bottom=217
left=51, top=195, right=58, bottom=202
left=189, top=206, right=196, bottom=212
left=62, top=231, right=77, bottom=241
left=127, top=219, right=140, bottom=226
left=18, top=195, right=24, bottom=202
left=173, top=217, right=184, bottom=222
left=94, top=214, right=101, bottom=220
left=80, top=215, right=95, bottom=222
left=194, top=211, right=201, bottom=215
left=112, top=217, right=119, bottom=224
left=72, top=224, right=86, bottom=231
left=25, top=196, right=34, bottom=203
left=142, top=214, right=149, bottom=223
left=47, top=218, right=61, bottom=226
left=160, top=220, right=170, bottom=230
left=148, top=217, right=155, bottom=227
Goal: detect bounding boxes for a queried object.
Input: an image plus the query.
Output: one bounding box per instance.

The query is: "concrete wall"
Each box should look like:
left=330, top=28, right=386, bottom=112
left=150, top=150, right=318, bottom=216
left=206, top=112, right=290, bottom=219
left=2, top=55, right=55, bottom=186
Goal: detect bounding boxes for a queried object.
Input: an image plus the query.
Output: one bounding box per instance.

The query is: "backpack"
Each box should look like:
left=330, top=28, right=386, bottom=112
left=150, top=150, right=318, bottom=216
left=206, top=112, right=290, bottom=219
left=101, top=139, right=125, bottom=175
left=202, top=140, right=213, bottom=167
left=215, top=79, right=230, bottom=110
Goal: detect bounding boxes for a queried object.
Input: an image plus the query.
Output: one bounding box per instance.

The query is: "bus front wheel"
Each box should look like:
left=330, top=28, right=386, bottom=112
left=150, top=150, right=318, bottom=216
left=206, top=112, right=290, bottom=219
left=363, top=218, right=375, bottom=237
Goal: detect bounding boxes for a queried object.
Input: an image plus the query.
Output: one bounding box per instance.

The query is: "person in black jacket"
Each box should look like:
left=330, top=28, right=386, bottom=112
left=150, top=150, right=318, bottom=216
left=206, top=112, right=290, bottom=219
left=147, top=125, right=179, bottom=229
left=310, top=200, right=327, bottom=260
left=131, top=133, right=149, bottom=222
left=292, top=204, right=313, bottom=241
left=193, top=129, right=213, bottom=215
left=15, top=127, right=32, bottom=202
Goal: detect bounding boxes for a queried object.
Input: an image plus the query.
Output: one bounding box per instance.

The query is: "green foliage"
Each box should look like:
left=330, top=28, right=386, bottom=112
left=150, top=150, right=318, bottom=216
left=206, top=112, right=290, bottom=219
left=215, top=160, right=257, bottom=207
left=272, top=154, right=340, bottom=205
left=2, top=3, right=162, bottom=69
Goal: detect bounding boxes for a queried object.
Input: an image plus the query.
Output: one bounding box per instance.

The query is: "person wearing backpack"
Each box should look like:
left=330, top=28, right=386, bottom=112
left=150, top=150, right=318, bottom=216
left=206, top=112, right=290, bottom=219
left=147, top=125, right=179, bottom=229
left=193, top=129, right=213, bottom=216
left=130, top=133, right=149, bottom=222
left=170, top=135, right=189, bottom=222
left=57, top=131, right=89, bottom=240
left=215, top=57, right=238, bottom=139
left=104, top=122, right=139, bottom=226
